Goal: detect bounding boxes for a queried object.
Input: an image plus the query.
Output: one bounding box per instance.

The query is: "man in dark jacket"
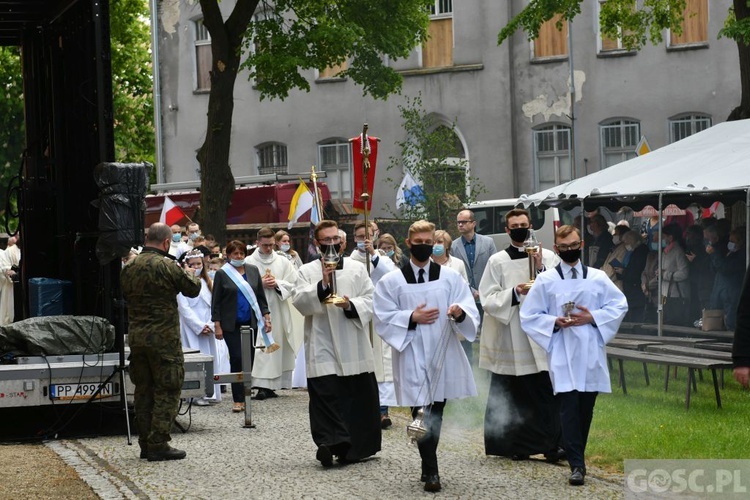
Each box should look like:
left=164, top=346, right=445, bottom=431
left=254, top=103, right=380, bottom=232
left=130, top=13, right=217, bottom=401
left=122, top=222, right=202, bottom=461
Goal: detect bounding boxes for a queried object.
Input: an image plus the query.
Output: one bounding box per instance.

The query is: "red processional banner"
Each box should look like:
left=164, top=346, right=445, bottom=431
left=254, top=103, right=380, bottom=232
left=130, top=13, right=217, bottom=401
left=351, top=134, right=379, bottom=213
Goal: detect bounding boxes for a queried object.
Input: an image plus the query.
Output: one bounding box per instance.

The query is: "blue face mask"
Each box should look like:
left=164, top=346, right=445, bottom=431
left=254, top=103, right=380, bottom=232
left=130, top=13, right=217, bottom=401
left=172, top=233, right=182, bottom=243
left=189, top=232, right=200, bottom=241
left=386, top=250, right=395, bottom=258
left=208, top=270, right=216, bottom=279
left=280, top=244, right=291, bottom=253
left=230, top=259, right=245, bottom=267
left=356, top=241, right=366, bottom=252
left=432, top=244, right=445, bottom=257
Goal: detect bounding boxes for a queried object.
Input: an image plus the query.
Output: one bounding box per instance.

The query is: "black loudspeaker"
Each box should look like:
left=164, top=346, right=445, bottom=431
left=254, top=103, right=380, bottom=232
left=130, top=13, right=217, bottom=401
left=93, top=162, right=151, bottom=265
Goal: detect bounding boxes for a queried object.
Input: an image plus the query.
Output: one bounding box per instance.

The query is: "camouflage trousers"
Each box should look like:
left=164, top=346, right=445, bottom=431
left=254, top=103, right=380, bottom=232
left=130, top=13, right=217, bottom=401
left=128, top=346, right=184, bottom=451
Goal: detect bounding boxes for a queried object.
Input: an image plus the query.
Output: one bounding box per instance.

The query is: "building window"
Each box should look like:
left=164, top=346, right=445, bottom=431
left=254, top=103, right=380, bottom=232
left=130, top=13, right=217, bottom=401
left=422, top=0, right=453, bottom=68
left=532, top=14, right=568, bottom=59
left=194, top=20, right=211, bottom=91
left=318, top=61, right=348, bottom=80
left=318, top=140, right=352, bottom=200
left=534, top=124, right=571, bottom=192
left=597, top=1, right=632, bottom=53
left=669, top=114, right=711, bottom=143
left=600, top=119, right=640, bottom=167
left=256, top=143, right=288, bottom=175
left=669, top=0, right=708, bottom=47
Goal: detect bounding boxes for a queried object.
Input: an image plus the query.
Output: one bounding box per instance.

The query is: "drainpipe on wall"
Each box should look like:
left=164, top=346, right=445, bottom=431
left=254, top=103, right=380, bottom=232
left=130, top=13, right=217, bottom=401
left=150, top=0, right=165, bottom=184
left=508, top=1, right=520, bottom=198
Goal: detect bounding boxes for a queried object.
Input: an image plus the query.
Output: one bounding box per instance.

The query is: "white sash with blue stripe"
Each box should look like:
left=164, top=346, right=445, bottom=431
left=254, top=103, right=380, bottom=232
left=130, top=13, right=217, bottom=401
left=221, top=263, right=276, bottom=349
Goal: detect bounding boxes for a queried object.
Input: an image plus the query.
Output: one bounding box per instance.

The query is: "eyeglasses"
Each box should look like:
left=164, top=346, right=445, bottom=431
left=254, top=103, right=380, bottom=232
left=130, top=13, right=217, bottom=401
left=319, top=236, right=341, bottom=245
left=456, top=220, right=474, bottom=225
left=556, top=241, right=582, bottom=252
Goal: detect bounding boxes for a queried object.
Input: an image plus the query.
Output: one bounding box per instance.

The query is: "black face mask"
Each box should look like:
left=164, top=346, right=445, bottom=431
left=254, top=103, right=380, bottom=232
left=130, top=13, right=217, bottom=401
left=558, top=248, right=581, bottom=264
left=508, top=227, right=530, bottom=243
left=410, top=244, right=433, bottom=263
left=320, top=243, right=342, bottom=256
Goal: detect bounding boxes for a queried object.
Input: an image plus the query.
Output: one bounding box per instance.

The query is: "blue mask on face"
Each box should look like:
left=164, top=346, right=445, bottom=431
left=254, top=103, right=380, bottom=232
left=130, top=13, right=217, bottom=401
left=189, top=232, right=200, bottom=241
left=386, top=250, right=395, bottom=258
left=230, top=259, right=245, bottom=267
left=356, top=241, right=366, bottom=252
left=172, top=233, right=182, bottom=243
left=208, top=270, right=216, bottom=279
left=432, top=244, right=445, bottom=257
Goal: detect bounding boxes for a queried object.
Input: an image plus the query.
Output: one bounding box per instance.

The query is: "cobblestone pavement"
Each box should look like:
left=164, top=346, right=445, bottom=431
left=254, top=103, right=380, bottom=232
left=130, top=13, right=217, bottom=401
left=47, top=389, right=624, bottom=499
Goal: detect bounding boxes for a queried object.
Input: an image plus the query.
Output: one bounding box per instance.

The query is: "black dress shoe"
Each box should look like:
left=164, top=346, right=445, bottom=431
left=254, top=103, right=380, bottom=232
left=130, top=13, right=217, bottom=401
left=423, top=474, right=441, bottom=492
left=147, top=445, right=187, bottom=462
left=253, top=389, right=267, bottom=401
left=545, top=447, right=567, bottom=463
left=569, top=466, right=585, bottom=486
left=316, top=445, right=333, bottom=467
left=266, top=389, right=278, bottom=398
left=381, top=415, right=392, bottom=429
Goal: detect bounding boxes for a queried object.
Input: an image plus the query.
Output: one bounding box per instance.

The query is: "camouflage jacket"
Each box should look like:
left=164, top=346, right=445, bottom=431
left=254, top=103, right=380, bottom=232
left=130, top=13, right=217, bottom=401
left=121, top=246, right=201, bottom=349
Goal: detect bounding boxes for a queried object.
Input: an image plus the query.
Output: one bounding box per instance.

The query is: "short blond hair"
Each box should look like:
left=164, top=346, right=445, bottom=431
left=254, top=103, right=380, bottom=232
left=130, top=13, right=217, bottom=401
left=555, top=224, right=581, bottom=242
left=408, top=220, right=435, bottom=238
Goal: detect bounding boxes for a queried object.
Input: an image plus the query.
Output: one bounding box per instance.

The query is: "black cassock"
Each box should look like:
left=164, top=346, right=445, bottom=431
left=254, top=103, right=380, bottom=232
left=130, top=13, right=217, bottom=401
left=484, top=245, right=562, bottom=458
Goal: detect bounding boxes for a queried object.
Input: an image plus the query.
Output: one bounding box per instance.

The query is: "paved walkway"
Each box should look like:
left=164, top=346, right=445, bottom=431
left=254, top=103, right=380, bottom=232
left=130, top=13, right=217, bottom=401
left=47, top=389, right=624, bottom=499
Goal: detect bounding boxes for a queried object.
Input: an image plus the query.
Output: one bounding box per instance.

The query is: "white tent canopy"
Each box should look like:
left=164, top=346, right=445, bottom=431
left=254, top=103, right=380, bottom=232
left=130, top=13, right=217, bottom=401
left=518, top=119, right=750, bottom=208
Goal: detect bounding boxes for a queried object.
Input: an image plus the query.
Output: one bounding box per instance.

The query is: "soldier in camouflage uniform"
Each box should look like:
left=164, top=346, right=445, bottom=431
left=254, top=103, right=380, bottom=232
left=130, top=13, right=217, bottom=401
left=121, top=222, right=201, bottom=461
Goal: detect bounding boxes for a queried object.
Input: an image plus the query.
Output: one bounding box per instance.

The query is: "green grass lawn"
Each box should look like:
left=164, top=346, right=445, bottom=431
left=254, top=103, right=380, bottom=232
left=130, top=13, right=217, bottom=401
left=410, top=357, right=750, bottom=474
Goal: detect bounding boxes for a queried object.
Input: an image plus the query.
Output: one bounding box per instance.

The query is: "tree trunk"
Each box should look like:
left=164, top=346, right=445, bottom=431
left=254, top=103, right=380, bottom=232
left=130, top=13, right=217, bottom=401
left=198, top=0, right=258, bottom=244
left=729, top=0, right=750, bottom=121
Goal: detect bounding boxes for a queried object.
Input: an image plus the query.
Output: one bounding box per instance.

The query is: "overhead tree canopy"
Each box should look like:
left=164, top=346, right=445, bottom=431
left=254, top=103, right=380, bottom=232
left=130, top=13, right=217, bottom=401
left=195, top=0, right=432, bottom=243
left=498, top=0, right=750, bottom=121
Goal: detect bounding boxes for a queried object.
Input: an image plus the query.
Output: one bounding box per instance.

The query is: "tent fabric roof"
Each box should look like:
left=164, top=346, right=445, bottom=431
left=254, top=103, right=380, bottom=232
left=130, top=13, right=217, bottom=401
left=518, top=119, right=750, bottom=209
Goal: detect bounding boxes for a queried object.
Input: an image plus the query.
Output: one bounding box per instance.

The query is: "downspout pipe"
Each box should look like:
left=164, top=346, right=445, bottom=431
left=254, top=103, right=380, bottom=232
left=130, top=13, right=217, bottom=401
left=150, top=0, right=164, bottom=184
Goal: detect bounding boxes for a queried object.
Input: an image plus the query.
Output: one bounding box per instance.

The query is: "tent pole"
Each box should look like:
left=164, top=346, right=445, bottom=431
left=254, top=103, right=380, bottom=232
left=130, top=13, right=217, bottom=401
left=657, top=193, right=663, bottom=337
left=580, top=200, right=585, bottom=265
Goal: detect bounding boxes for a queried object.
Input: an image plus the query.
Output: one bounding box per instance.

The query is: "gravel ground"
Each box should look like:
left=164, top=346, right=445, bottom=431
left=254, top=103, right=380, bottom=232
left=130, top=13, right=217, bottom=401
left=30, top=388, right=625, bottom=499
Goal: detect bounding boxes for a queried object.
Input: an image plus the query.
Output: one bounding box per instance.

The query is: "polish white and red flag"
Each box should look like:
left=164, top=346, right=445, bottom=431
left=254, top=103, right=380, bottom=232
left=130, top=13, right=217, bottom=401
left=159, top=196, right=187, bottom=226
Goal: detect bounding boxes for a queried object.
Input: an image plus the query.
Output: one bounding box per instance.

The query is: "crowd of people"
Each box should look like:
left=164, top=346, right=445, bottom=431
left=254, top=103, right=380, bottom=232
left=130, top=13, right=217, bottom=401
left=122, top=205, right=747, bottom=490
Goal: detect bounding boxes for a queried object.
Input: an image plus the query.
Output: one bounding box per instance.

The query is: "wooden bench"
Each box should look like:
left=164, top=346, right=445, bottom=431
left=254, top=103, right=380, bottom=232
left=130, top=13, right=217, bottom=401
left=616, top=334, right=715, bottom=348
left=606, top=346, right=732, bottom=409
left=694, top=342, right=733, bottom=353
left=639, top=324, right=734, bottom=341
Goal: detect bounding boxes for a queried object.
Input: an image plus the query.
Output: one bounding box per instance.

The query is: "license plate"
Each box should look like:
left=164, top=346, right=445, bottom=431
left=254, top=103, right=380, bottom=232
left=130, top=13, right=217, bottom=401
left=50, top=382, right=117, bottom=400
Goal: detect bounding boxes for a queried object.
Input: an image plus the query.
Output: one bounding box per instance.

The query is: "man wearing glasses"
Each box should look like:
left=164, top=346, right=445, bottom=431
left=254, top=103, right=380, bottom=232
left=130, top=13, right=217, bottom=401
left=520, top=225, right=627, bottom=486
left=293, top=220, right=381, bottom=467
left=451, top=209, right=497, bottom=363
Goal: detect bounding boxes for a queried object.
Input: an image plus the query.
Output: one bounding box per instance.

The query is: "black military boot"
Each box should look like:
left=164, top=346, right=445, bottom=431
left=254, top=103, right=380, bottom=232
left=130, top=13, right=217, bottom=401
left=147, top=444, right=187, bottom=462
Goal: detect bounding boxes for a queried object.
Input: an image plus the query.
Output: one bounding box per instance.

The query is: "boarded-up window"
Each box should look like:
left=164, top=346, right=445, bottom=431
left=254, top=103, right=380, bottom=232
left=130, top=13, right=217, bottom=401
left=534, top=14, right=568, bottom=58
left=670, top=0, right=708, bottom=46
left=423, top=18, right=453, bottom=68
left=195, top=20, right=211, bottom=91
left=319, top=61, right=348, bottom=80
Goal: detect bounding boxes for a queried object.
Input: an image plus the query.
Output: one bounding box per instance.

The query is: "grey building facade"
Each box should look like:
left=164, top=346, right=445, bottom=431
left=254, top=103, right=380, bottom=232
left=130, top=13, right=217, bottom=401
left=155, top=0, right=738, bottom=217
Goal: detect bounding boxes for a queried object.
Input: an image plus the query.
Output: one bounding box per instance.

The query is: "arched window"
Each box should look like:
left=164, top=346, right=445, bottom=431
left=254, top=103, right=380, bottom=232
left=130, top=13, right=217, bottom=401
left=256, top=142, right=288, bottom=175
left=533, top=124, right=571, bottom=191
left=669, top=113, right=711, bottom=143
left=600, top=119, right=640, bottom=168
left=318, top=139, right=352, bottom=200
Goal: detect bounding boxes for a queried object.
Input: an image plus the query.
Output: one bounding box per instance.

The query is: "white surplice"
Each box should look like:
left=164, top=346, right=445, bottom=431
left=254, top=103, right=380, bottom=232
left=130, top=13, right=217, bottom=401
left=350, top=249, right=398, bottom=406
left=373, top=264, right=479, bottom=406
left=479, top=248, right=559, bottom=376
left=0, top=244, right=20, bottom=326
left=293, top=258, right=375, bottom=378
left=246, top=250, right=301, bottom=389
left=519, top=263, right=628, bottom=394
left=177, top=278, right=221, bottom=399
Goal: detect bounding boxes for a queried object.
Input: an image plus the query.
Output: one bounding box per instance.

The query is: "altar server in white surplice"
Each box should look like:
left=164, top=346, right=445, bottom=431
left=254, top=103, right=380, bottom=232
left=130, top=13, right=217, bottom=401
left=520, top=225, right=627, bottom=487
left=479, top=208, right=563, bottom=461
left=349, top=220, right=397, bottom=429
left=373, top=220, right=478, bottom=494
left=245, top=227, right=301, bottom=399
left=177, top=249, right=221, bottom=404
left=292, top=220, right=380, bottom=467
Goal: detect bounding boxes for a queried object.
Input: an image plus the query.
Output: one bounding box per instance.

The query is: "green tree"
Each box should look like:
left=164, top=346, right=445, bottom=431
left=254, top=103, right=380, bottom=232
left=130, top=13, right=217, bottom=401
left=110, top=0, right=155, bottom=165
left=197, top=0, right=432, bottom=244
left=383, top=95, right=484, bottom=230
left=498, top=0, right=750, bottom=120
left=0, top=46, right=24, bottom=233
